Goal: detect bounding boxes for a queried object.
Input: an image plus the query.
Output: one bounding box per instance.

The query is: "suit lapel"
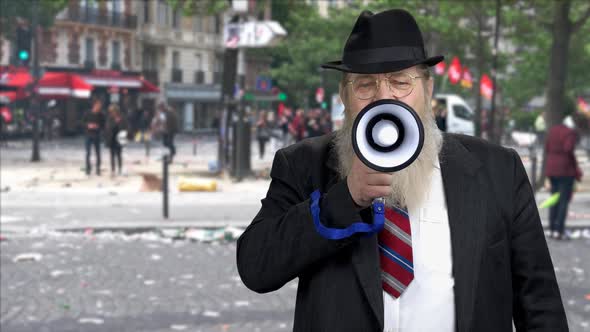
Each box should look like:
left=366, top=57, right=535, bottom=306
left=326, top=137, right=385, bottom=329
left=439, top=134, right=486, bottom=332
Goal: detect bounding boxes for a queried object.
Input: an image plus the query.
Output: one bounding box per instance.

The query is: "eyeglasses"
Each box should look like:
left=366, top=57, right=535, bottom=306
left=347, top=72, right=423, bottom=100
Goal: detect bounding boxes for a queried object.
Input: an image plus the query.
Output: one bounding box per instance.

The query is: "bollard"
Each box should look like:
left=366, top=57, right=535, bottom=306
left=145, top=139, right=151, bottom=158
left=193, top=138, right=197, bottom=156
left=163, top=154, right=169, bottom=219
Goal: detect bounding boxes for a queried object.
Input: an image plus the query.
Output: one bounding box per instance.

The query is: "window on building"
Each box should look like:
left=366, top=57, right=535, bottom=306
left=208, top=16, right=215, bottom=34
left=214, top=15, right=221, bottom=34
left=193, top=16, right=202, bottom=32
left=112, top=41, right=120, bottom=65
left=143, top=0, right=150, bottom=23
left=172, top=51, right=180, bottom=69
left=158, top=0, right=168, bottom=26
left=85, top=38, right=95, bottom=62
left=172, top=9, right=181, bottom=29
left=112, top=0, right=122, bottom=25
left=195, top=54, right=202, bottom=71
left=112, top=0, right=122, bottom=13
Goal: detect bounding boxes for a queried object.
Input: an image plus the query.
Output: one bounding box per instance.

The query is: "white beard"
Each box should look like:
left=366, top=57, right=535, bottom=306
left=334, top=99, right=443, bottom=211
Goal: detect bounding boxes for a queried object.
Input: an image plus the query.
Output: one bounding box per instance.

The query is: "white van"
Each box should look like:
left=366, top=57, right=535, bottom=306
left=434, top=94, right=475, bottom=136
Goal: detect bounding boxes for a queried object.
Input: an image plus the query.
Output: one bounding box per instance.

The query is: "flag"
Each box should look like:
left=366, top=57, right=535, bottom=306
left=480, top=74, right=493, bottom=100
left=460, top=67, right=473, bottom=89
left=448, top=56, right=462, bottom=85
left=578, top=97, right=589, bottom=114
left=435, top=61, right=446, bottom=75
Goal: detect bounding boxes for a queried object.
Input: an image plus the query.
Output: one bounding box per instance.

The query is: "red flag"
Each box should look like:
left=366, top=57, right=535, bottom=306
left=480, top=74, right=493, bottom=100
left=460, top=67, right=473, bottom=89
left=435, top=61, right=446, bottom=75
left=448, top=57, right=462, bottom=85
left=0, top=107, right=12, bottom=123
left=577, top=97, right=589, bottom=114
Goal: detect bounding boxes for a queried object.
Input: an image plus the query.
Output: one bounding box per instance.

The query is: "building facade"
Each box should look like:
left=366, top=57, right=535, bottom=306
left=137, top=0, right=224, bottom=133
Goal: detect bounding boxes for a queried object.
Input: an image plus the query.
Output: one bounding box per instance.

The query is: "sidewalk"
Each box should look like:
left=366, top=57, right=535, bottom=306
left=0, top=134, right=276, bottom=192
left=1, top=136, right=589, bottom=235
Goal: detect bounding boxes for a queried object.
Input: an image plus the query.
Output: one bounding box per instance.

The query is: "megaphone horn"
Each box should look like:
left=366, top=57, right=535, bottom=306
left=351, top=99, right=424, bottom=172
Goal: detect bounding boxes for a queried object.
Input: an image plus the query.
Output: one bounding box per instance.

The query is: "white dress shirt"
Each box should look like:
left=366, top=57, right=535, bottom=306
left=383, top=160, right=456, bottom=332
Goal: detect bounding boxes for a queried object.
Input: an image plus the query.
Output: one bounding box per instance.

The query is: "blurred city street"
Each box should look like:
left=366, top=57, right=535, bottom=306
left=1, top=136, right=590, bottom=332
left=1, top=0, right=590, bottom=331
left=1, top=135, right=589, bottom=234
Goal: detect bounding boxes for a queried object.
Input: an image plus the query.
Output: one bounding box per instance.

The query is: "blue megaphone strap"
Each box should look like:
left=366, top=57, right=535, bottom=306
left=310, top=189, right=385, bottom=240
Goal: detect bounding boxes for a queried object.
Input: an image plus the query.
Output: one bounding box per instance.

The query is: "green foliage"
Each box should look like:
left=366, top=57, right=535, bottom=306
left=166, top=0, right=229, bottom=16
left=0, top=0, right=68, bottom=40
left=511, top=109, right=539, bottom=131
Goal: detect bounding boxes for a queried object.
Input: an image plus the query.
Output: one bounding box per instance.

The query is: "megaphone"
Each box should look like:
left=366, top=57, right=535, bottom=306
left=352, top=99, right=424, bottom=172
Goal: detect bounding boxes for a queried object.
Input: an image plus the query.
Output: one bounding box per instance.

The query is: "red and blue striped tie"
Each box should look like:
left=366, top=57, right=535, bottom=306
left=378, top=206, right=414, bottom=298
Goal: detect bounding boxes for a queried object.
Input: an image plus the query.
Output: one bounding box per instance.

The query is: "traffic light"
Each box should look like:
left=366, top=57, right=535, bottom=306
left=16, top=26, right=32, bottom=66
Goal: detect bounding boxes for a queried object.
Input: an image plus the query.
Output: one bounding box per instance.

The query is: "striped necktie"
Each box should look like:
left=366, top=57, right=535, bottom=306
left=378, top=206, right=414, bottom=298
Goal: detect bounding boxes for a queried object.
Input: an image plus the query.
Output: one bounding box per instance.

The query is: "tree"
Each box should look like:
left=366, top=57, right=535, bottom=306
left=545, top=0, right=590, bottom=127
left=0, top=0, right=68, bottom=40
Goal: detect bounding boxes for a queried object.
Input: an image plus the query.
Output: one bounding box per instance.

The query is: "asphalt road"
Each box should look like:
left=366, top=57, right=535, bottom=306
left=1, top=232, right=589, bottom=332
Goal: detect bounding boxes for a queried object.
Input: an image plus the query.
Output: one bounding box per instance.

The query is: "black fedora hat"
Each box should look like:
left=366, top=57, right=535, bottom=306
left=321, top=9, right=444, bottom=74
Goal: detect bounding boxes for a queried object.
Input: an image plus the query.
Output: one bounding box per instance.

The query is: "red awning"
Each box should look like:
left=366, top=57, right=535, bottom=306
left=0, top=90, right=28, bottom=104
left=0, top=69, right=92, bottom=100
left=37, top=72, right=93, bottom=99
left=1, top=68, right=159, bottom=100
left=0, top=68, right=32, bottom=88
left=81, top=71, right=160, bottom=93
left=139, top=77, right=160, bottom=93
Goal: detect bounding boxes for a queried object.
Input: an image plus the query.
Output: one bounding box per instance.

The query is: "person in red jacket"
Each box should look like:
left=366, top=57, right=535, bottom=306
left=544, top=116, right=584, bottom=239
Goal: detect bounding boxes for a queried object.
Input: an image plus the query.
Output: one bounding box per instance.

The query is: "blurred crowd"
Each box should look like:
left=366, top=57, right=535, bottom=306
left=254, top=107, right=333, bottom=159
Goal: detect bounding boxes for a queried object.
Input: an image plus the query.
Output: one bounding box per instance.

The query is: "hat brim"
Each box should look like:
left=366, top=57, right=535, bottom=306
left=321, top=55, right=444, bottom=74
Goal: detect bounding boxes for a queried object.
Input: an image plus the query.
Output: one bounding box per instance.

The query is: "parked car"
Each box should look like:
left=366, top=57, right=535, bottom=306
left=434, top=94, right=475, bottom=136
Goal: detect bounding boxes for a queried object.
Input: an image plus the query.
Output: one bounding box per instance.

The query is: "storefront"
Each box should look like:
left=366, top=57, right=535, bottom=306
left=165, top=83, right=221, bottom=133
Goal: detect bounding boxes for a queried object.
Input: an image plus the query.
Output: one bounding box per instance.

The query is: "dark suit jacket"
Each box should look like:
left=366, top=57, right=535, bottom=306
left=237, top=133, right=568, bottom=332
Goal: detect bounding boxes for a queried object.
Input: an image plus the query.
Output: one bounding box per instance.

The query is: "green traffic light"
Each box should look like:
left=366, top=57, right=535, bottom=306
left=278, top=92, right=287, bottom=101
left=18, top=50, right=29, bottom=61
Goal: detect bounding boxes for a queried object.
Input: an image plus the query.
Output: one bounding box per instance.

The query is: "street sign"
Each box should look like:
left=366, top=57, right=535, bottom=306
left=224, top=21, right=287, bottom=48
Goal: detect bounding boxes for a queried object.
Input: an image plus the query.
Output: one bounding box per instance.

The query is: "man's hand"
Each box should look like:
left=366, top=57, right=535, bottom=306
left=346, top=156, right=393, bottom=208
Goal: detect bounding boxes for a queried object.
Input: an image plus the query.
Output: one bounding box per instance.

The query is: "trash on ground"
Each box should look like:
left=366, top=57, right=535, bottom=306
left=178, top=177, right=217, bottom=192
left=13, top=253, right=43, bottom=263
left=185, top=228, right=225, bottom=242
left=202, top=310, right=220, bottom=318
left=78, top=318, right=104, bottom=325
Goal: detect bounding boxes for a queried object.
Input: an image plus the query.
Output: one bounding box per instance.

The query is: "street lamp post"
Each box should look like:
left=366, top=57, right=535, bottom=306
left=30, top=0, right=41, bottom=162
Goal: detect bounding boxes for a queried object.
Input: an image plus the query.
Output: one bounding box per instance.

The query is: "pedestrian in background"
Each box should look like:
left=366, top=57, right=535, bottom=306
left=256, top=111, right=271, bottom=159
left=164, top=105, right=179, bottom=163
left=279, top=107, right=293, bottom=146
left=544, top=115, right=583, bottom=240
left=266, top=111, right=282, bottom=153
left=82, top=99, right=105, bottom=176
left=434, top=99, right=447, bottom=132
left=289, top=108, right=306, bottom=142
left=535, top=111, right=546, bottom=148
left=105, top=104, right=127, bottom=176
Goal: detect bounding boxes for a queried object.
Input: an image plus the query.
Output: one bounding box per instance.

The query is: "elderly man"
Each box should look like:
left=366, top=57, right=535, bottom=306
left=237, top=9, right=567, bottom=332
